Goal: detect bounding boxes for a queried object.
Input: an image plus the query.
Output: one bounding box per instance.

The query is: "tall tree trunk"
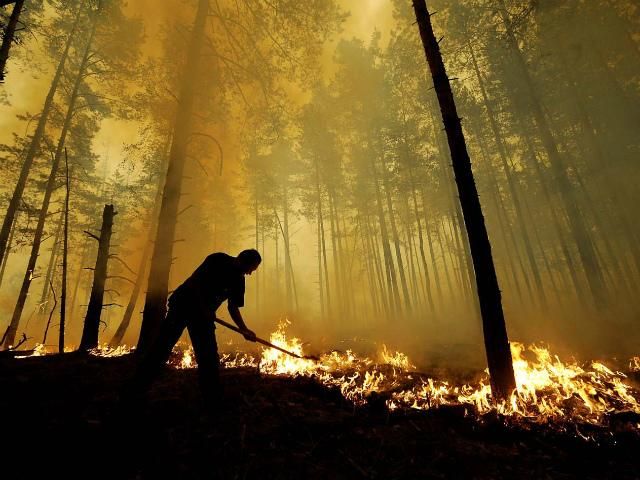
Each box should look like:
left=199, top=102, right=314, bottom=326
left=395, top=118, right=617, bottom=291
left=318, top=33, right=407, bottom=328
left=413, top=0, right=515, bottom=399
left=137, top=0, right=209, bottom=352
left=0, top=1, right=83, bottom=265
left=1, top=16, right=96, bottom=348
left=59, top=149, right=70, bottom=353
left=0, top=0, right=24, bottom=82
left=79, top=204, right=116, bottom=351
left=497, top=0, right=607, bottom=308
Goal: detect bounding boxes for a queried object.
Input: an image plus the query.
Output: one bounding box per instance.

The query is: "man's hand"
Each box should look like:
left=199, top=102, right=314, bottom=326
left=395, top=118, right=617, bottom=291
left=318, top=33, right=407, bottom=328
left=241, top=328, right=257, bottom=342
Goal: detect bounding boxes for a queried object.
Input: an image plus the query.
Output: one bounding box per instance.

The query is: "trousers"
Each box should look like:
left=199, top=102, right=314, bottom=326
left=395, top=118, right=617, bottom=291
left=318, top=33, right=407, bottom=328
left=134, top=300, right=221, bottom=401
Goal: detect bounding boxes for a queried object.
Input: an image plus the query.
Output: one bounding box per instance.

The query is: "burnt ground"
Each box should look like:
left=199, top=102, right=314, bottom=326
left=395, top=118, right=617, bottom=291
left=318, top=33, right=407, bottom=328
left=1, top=353, right=639, bottom=480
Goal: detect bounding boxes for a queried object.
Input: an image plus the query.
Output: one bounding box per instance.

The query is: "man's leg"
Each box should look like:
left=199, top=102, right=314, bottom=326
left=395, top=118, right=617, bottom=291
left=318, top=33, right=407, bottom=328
left=133, top=305, right=186, bottom=394
left=186, top=316, right=221, bottom=404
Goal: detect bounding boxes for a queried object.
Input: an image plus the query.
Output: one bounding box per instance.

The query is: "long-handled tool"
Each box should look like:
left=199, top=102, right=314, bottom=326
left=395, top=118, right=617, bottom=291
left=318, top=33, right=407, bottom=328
left=214, top=317, right=319, bottom=361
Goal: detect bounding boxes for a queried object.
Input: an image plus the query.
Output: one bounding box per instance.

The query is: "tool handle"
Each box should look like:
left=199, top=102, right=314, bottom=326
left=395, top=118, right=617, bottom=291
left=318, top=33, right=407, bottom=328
left=214, top=317, right=303, bottom=359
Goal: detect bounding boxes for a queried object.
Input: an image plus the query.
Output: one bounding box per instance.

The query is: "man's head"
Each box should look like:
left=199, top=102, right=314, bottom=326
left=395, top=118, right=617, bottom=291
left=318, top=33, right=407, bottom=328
left=237, top=249, right=262, bottom=275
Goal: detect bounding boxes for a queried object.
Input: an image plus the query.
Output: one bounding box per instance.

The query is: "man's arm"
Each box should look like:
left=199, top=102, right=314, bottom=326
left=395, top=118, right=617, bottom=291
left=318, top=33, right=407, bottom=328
left=228, top=303, right=256, bottom=341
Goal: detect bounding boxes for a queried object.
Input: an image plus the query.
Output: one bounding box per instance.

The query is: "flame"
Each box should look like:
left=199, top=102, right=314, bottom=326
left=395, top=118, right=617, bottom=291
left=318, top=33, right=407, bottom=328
left=14, top=323, right=640, bottom=432
left=380, top=344, right=415, bottom=370
left=177, top=346, right=195, bottom=369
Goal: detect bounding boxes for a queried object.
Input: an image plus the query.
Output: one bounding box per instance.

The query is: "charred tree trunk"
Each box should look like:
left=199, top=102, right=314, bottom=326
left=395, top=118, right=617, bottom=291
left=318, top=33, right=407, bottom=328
left=0, top=0, right=24, bottom=82
left=413, top=0, right=516, bottom=399
left=0, top=1, right=82, bottom=265
left=59, top=149, right=70, bottom=353
left=79, top=205, right=116, bottom=351
left=137, top=0, right=209, bottom=352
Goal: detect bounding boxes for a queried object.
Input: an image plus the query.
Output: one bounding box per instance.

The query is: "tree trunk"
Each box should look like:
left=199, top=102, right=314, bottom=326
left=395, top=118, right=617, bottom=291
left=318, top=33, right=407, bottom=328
left=413, top=0, right=516, bottom=399
left=137, top=0, right=209, bottom=352
left=0, top=0, right=24, bottom=82
left=0, top=0, right=82, bottom=265
left=59, top=149, right=70, bottom=353
left=79, top=205, right=116, bottom=351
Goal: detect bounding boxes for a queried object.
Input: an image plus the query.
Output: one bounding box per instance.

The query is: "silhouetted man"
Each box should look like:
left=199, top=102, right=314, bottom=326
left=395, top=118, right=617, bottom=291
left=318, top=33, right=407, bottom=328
left=134, top=249, right=260, bottom=404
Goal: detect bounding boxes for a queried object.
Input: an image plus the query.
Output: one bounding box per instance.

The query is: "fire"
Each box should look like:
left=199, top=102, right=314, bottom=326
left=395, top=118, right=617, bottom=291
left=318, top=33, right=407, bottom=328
left=13, top=323, right=640, bottom=432
left=177, top=346, right=195, bottom=369
left=380, top=344, right=415, bottom=370
left=89, top=344, right=133, bottom=357
left=251, top=324, right=640, bottom=430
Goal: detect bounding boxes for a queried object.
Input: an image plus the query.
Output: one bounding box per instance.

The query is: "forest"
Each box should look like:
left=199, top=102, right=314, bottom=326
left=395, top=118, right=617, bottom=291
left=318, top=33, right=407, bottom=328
left=1, top=0, right=639, bottom=478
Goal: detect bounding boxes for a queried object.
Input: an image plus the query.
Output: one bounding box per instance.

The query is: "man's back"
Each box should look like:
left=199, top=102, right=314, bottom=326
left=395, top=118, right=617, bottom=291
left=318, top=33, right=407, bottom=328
left=170, top=252, right=245, bottom=310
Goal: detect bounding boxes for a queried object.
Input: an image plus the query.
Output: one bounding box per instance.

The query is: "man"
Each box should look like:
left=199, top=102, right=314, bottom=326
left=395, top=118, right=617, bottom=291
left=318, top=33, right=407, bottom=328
left=134, top=249, right=261, bottom=404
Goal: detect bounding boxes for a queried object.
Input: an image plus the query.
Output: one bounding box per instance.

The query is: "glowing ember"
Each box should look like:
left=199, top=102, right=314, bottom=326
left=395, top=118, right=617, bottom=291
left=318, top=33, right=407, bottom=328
left=630, top=357, right=640, bottom=372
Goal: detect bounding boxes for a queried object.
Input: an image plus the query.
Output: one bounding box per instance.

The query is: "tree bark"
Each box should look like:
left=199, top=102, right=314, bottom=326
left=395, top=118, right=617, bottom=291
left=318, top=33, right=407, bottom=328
left=137, top=0, right=209, bottom=352
left=413, top=0, right=516, bottom=399
left=79, top=204, right=116, bottom=351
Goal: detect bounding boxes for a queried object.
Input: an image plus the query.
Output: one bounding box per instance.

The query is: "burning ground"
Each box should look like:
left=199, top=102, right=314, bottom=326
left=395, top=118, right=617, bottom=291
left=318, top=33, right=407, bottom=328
left=2, top=329, right=640, bottom=479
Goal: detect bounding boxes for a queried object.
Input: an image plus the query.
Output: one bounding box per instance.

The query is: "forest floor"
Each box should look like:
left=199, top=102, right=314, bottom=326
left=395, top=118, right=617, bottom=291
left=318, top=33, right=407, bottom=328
left=1, top=352, right=639, bottom=480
